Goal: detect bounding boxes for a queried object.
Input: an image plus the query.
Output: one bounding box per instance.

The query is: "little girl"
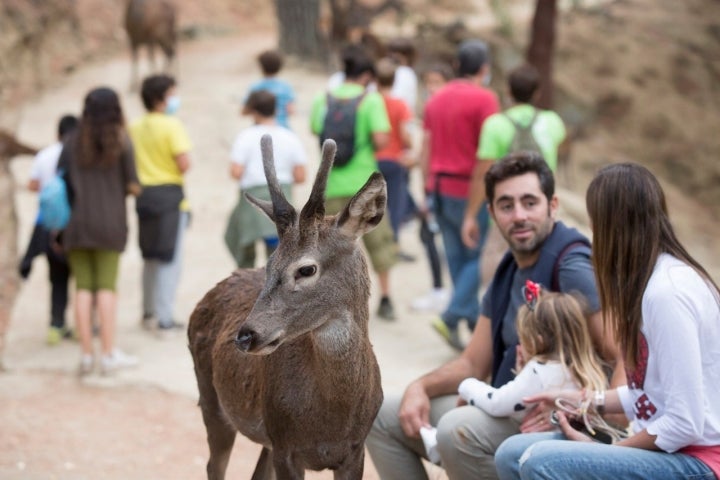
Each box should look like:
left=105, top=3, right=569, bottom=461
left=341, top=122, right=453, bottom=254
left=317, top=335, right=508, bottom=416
left=458, top=281, right=608, bottom=422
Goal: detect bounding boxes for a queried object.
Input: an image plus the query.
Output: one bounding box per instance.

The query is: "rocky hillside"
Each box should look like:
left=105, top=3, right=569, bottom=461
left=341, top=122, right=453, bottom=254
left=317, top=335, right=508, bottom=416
left=2, top=0, right=718, bottom=276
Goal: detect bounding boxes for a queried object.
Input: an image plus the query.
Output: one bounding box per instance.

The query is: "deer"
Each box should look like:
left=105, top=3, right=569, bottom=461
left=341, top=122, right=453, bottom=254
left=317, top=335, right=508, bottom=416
left=0, top=130, right=38, bottom=370
left=188, top=135, right=384, bottom=479
left=124, top=0, right=177, bottom=91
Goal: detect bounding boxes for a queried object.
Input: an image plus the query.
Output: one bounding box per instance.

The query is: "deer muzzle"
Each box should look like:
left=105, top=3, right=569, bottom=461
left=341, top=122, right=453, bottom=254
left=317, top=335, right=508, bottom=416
left=235, top=328, right=255, bottom=352
left=235, top=325, right=284, bottom=354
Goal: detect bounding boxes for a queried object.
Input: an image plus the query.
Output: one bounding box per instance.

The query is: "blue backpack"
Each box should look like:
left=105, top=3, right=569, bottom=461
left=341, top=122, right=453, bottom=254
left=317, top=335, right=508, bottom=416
left=39, top=169, right=71, bottom=231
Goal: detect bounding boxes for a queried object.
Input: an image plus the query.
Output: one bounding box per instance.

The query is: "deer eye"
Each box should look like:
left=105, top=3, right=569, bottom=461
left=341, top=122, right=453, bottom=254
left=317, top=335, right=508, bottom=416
left=295, top=265, right=317, bottom=279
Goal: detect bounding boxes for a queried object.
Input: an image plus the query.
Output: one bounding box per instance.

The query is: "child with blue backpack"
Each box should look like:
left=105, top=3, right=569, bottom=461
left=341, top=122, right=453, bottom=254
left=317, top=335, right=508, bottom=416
left=18, top=114, right=78, bottom=345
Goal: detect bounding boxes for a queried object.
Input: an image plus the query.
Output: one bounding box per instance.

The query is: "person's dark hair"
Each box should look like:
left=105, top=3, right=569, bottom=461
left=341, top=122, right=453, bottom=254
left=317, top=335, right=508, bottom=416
left=423, top=62, right=454, bottom=82
left=457, top=39, right=489, bottom=77
left=586, top=163, right=719, bottom=369
left=140, top=74, right=176, bottom=111
left=509, top=63, right=540, bottom=103
left=387, top=37, right=416, bottom=66
left=375, top=57, right=397, bottom=88
left=58, top=114, right=79, bottom=139
left=485, top=151, right=554, bottom=204
left=342, top=44, right=376, bottom=79
left=76, top=87, right=126, bottom=167
left=257, top=50, right=283, bottom=76
left=245, top=89, right=276, bottom=118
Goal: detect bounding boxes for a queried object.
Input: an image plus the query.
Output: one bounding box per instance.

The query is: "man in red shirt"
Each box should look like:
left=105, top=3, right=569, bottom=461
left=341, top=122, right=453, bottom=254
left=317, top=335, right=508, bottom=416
left=420, top=39, right=499, bottom=349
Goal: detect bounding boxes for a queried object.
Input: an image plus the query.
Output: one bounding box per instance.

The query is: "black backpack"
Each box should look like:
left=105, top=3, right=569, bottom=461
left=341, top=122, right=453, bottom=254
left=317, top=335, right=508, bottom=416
left=320, top=92, right=366, bottom=168
left=504, top=108, right=542, bottom=154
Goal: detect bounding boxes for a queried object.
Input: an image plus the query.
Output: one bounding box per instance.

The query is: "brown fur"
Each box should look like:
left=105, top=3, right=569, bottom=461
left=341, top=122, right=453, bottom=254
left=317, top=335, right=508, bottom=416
left=0, top=130, right=37, bottom=370
left=124, top=0, right=177, bottom=91
left=188, top=136, right=384, bottom=479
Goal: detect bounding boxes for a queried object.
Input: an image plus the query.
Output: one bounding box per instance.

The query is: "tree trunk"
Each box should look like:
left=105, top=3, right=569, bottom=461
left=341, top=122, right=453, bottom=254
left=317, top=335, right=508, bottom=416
left=0, top=134, right=37, bottom=369
left=275, top=0, right=326, bottom=62
left=526, top=0, right=557, bottom=109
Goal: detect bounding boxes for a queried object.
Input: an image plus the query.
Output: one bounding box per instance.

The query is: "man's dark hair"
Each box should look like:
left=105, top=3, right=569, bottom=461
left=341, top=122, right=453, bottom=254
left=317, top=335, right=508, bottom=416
left=485, top=151, right=555, bottom=204
left=257, top=50, right=283, bottom=76
left=457, top=39, right=489, bottom=77
left=245, top=90, right=276, bottom=118
left=342, top=44, right=376, bottom=79
left=58, top=114, right=79, bottom=139
left=387, top=37, right=416, bottom=66
left=140, top=74, right=176, bottom=111
left=509, top=64, right=540, bottom=103
left=375, top=57, right=397, bottom=88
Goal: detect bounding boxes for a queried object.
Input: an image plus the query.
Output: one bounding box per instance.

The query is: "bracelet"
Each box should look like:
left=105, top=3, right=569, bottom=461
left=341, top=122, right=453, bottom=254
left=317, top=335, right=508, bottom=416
left=593, top=390, right=606, bottom=415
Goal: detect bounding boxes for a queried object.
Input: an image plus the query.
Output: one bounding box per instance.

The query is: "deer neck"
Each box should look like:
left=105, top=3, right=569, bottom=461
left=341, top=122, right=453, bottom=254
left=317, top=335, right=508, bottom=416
left=310, top=307, right=368, bottom=359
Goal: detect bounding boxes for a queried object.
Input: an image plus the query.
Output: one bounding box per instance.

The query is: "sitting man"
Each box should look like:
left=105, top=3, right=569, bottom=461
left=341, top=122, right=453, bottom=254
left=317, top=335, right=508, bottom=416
left=366, top=151, right=625, bottom=479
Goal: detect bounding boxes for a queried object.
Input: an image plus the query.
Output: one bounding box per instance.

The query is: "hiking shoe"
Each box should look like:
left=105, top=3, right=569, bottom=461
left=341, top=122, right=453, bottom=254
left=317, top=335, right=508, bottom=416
left=397, top=251, right=417, bottom=263
left=100, top=349, right=139, bottom=375
left=156, top=320, right=185, bottom=338
left=377, top=297, right=396, bottom=321
left=431, top=318, right=464, bottom=351
left=141, top=313, right=157, bottom=331
left=410, top=288, right=450, bottom=313
left=47, top=326, right=63, bottom=346
left=18, top=259, right=32, bottom=279
left=78, top=354, right=94, bottom=376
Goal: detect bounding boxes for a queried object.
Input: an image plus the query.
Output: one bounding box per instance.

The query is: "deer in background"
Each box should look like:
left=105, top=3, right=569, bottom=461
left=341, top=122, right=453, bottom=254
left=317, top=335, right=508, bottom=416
left=188, top=136, right=384, bottom=479
left=124, top=0, right=177, bottom=91
left=0, top=130, right=37, bottom=370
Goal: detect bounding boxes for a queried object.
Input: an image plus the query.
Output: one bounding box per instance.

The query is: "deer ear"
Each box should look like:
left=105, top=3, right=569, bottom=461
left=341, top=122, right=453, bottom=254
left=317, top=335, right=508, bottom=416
left=336, top=172, right=387, bottom=239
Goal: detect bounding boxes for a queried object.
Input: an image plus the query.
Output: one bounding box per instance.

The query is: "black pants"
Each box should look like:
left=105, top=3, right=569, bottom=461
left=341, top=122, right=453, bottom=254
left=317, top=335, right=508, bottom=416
left=19, top=223, right=70, bottom=328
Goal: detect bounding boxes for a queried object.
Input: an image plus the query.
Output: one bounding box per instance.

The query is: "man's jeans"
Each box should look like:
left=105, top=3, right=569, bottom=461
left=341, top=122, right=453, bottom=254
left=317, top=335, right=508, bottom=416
left=495, top=432, right=715, bottom=480
left=432, top=193, right=489, bottom=330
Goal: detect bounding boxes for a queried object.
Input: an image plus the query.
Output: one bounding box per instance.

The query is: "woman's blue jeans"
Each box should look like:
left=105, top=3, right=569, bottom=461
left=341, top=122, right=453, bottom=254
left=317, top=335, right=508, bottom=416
left=495, top=432, right=715, bottom=480
left=431, top=193, right=489, bottom=330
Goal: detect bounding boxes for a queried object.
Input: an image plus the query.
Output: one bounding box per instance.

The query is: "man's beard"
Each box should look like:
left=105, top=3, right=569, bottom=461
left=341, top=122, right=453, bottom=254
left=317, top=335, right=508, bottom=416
left=507, top=218, right=554, bottom=256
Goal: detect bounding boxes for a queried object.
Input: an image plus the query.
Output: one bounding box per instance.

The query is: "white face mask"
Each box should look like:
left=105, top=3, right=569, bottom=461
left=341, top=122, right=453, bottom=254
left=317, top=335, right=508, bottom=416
left=483, top=71, right=492, bottom=86
left=165, top=95, right=181, bottom=115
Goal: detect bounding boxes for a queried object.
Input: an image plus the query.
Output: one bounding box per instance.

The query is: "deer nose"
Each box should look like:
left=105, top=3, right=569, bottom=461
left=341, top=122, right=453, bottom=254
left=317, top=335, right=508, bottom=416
left=235, top=328, right=255, bottom=352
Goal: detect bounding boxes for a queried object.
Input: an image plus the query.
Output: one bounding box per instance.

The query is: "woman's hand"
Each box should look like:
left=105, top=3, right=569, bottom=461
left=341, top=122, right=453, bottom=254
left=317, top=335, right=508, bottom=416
left=520, top=389, right=583, bottom=433
left=554, top=411, right=595, bottom=443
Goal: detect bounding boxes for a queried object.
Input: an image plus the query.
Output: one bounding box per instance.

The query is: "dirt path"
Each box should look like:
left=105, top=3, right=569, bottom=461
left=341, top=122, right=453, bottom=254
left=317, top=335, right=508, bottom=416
left=3, top=31, right=462, bottom=479
left=9, top=20, right=717, bottom=479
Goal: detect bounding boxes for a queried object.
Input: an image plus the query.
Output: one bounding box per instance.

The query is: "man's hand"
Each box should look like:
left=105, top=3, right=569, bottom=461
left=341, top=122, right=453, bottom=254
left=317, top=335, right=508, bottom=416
left=398, top=381, right=432, bottom=439
left=461, top=216, right=479, bottom=248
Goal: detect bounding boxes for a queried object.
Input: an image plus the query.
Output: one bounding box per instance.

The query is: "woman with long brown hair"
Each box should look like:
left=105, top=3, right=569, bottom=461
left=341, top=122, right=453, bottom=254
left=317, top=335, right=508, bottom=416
left=59, top=87, right=141, bottom=375
left=494, top=163, right=720, bottom=479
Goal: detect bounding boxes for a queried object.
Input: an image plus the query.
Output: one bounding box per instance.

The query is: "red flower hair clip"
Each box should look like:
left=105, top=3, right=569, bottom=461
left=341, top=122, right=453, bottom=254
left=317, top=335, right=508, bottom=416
left=523, top=280, right=541, bottom=311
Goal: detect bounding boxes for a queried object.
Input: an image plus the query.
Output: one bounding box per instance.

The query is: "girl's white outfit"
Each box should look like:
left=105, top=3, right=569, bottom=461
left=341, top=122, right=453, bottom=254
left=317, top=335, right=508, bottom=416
left=459, top=359, right=579, bottom=422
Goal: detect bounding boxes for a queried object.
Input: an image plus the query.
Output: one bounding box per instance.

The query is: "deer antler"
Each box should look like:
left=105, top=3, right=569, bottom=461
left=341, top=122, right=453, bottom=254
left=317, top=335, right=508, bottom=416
left=245, top=135, right=297, bottom=239
left=299, top=139, right=336, bottom=229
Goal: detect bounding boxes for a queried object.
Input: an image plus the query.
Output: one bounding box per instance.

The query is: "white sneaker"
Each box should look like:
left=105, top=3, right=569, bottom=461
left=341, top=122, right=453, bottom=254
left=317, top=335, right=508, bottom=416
left=420, top=426, right=441, bottom=465
left=101, top=349, right=139, bottom=374
left=78, top=354, right=94, bottom=376
left=410, top=288, right=450, bottom=313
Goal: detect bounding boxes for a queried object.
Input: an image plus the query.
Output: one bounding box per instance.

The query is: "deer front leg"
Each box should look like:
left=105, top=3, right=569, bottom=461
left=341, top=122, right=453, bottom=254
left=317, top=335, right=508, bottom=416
left=250, top=447, right=276, bottom=480
left=129, top=44, right=139, bottom=92
left=272, top=450, right=304, bottom=480
left=196, top=379, right=236, bottom=479
left=333, top=445, right=365, bottom=480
